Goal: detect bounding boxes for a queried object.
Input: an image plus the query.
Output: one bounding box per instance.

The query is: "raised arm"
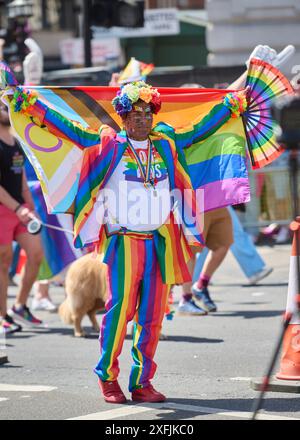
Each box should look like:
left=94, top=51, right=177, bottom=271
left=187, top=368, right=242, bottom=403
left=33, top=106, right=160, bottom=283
left=10, top=87, right=100, bottom=150
left=174, top=90, right=247, bottom=150
left=228, top=71, right=247, bottom=90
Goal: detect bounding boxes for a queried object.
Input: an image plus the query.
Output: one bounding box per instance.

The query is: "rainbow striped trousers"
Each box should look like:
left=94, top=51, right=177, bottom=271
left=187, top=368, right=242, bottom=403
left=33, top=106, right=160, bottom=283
left=94, top=233, right=170, bottom=391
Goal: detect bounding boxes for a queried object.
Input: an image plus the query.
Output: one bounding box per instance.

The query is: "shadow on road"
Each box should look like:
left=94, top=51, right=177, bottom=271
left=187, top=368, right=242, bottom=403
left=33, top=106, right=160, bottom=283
left=155, top=335, right=223, bottom=344
left=242, top=282, right=288, bottom=288
left=149, top=397, right=300, bottom=420
left=4, top=330, right=224, bottom=343
left=215, top=310, right=283, bottom=319
left=235, top=302, right=271, bottom=305
left=214, top=282, right=288, bottom=288
left=4, top=334, right=38, bottom=339
left=5, top=327, right=77, bottom=338
left=0, top=364, right=23, bottom=369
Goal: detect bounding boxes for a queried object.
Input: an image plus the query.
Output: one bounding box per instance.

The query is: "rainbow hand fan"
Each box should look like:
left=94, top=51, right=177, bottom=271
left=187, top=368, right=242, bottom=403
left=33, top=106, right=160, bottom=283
left=243, top=58, right=294, bottom=169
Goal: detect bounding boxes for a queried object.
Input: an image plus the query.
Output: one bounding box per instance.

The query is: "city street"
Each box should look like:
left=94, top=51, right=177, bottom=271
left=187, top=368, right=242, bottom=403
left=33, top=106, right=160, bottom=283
left=1, top=243, right=300, bottom=421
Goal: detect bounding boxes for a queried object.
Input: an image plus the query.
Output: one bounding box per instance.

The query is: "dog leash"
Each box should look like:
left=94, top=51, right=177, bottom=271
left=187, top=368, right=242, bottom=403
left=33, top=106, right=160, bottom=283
left=27, top=215, right=74, bottom=236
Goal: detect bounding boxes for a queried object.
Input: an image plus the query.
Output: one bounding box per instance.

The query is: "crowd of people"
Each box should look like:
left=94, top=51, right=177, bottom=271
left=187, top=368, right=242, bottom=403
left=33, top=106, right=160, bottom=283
left=0, top=41, right=295, bottom=404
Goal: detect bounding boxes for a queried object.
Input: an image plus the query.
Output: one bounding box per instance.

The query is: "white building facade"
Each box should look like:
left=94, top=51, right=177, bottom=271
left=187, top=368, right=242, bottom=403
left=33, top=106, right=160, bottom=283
left=205, top=0, right=300, bottom=77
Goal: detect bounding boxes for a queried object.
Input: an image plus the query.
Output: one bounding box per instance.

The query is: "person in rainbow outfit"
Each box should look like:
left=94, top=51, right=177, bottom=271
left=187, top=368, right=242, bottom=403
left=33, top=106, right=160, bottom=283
left=94, top=82, right=247, bottom=403
left=0, top=73, right=249, bottom=403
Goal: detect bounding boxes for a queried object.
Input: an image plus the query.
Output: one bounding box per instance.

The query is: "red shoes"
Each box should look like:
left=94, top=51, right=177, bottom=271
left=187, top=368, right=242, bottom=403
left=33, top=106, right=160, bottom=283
left=98, top=379, right=127, bottom=404
left=98, top=379, right=166, bottom=404
left=132, top=384, right=166, bottom=402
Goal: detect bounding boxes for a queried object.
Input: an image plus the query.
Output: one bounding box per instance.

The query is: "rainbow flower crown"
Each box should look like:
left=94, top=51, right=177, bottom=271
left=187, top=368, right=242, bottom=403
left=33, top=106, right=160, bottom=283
left=112, top=81, right=161, bottom=116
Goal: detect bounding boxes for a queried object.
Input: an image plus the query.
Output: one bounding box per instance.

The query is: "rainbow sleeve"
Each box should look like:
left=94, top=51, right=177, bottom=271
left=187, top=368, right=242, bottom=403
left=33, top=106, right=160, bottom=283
left=13, top=88, right=100, bottom=150
left=174, top=103, right=231, bottom=150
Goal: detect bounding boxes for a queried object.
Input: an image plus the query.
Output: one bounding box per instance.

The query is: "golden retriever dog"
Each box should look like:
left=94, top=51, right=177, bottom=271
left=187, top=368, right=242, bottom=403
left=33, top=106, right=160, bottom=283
left=59, top=253, right=107, bottom=337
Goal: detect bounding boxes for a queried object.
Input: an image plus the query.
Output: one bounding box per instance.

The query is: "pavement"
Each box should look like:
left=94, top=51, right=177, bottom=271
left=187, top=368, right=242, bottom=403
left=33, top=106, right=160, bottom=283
left=1, top=243, right=300, bottom=421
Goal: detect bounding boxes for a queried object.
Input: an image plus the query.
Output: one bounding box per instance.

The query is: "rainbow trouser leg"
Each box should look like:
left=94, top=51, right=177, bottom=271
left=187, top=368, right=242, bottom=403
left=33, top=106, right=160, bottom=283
left=94, top=234, right=170, bottom=391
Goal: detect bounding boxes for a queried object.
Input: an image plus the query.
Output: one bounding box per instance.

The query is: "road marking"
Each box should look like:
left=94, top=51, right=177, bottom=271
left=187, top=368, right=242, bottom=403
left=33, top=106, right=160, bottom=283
left=0, top=398, right=8, bottom=403
left=251, top=292, right=266, bottom=297
left=164, top=402, right=298, bottom=420
left=68, top=404, right=156, bottom=420
left=0, top=384, right=57, bottom=392
left=67, top=401, right=300, bottom=421
left=230, top=377, right=251, bottom=381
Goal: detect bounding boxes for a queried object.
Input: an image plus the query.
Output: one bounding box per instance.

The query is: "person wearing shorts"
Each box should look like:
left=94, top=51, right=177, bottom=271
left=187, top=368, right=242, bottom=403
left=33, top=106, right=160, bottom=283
left=178, top=208, right=233, bottom=315
left=202, top=208, right=233, bottom=251
left=0, top=103, right=43, bottom=334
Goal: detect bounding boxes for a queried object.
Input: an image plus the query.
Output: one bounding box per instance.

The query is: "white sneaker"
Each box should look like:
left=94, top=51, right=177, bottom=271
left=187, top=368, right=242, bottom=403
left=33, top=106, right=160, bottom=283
left=177, top=299, right=207, bottom=316
left=248, top=267, right=273, bottom=285
left=31, top=298, right=57, bottom=312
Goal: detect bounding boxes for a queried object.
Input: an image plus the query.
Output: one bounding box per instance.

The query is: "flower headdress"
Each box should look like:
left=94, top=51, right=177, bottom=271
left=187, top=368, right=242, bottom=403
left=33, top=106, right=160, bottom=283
left=112, top=81, right=161, bottom=116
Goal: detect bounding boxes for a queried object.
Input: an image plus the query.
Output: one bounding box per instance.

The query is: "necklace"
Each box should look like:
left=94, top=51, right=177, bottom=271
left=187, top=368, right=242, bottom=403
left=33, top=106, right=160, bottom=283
left=151, top=143, right=158, bottom=197
left=126, top=137, right=157, bottom=196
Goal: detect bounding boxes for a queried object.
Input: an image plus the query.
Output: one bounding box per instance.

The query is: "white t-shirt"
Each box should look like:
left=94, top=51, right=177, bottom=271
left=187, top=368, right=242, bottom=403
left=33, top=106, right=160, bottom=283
left=98, top=138, right=171, bottom=232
